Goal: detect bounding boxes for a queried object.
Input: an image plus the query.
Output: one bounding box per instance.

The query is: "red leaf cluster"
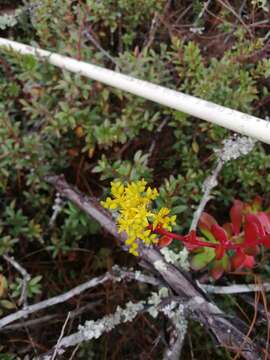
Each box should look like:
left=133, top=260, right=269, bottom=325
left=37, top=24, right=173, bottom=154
left=155, top=197, right=270, bottom=278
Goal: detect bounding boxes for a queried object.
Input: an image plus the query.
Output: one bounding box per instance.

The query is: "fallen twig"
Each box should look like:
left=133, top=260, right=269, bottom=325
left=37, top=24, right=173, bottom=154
left=202, top=282, right=270, bottom=295
left=0, top=265, right=158, bottom=330
left=3, top=254, right=31, bottom=307
left=51, top=312, right=71, bottom=360
left=1, top=301, right=101, bottom=332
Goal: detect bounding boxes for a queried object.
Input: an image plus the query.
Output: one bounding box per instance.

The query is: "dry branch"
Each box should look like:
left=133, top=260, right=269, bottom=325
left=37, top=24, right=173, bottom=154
left=3, top=254, right=30, bottom=307
left=0, top=266, right=158, bottom=330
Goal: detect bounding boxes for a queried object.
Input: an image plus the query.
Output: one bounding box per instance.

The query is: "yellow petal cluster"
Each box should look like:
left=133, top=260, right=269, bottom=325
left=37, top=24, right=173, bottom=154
left=101, top=180, right=176, bottom=256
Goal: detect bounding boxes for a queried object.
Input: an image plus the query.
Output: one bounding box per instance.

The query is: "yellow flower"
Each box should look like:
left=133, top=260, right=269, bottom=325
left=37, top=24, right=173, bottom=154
left=111, top=181, right=124, bottom=199
left=101, top=180, right=176, bottom=256
left=152, top=208, right=176, bottom=231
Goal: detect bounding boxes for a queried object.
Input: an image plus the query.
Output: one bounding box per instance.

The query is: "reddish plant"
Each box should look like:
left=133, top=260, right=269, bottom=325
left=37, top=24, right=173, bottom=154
left=154, top=197, right=270, bottom=279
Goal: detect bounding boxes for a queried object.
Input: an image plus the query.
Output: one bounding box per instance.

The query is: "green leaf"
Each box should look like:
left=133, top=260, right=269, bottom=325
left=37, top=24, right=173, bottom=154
left=172, top=205, right=187, bottom=215
left=200, top=228, right=217, bottom=243
left=29, top=275, right=42, bottom=286
left=0, top=299, right=16, bottom=310
left=191, top=247, right=215, bottom=270
left=0, top=275, right=7, bottom=298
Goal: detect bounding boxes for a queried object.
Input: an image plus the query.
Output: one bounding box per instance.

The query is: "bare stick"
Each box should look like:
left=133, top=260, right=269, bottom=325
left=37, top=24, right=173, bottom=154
left=142, top=0, right=171, bottom=52
left=162, top=301, right=187, bottom=360
left=163, top=331, right=186, bottom=360
left=2, top=301, right=101, bottom=332
left=3, top=254, right=31, bottom=307
left=0, top=265, right=158, bottom=330
left=189, top=159, right=224, bottom=231
left=192, top=0, right=212, bottom=28
left=69, top=344, right=80, bottom=360
left=51, top=312, right=71, bottom=360
left=143, top=11, right=160, bottom=51
left=0, top=272, right=109, bottom=329
left=40, top=297, right=193, bottom=359
left=190, top=136, right=255, bottom=231
left=217, top=0, right=253, bottom=37
left=83, top=30, right=119, bottom=68
left=49, top=192, right=65, bottom=228
left=201, top=283, right=270, bottom=295
left=37, top=300, right=146, bottom=359
left=148, top=117, right=168, bottom=159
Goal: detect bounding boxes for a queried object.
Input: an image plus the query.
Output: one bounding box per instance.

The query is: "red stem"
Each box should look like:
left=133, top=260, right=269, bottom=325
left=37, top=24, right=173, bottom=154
left=152, top=225, right=260, bottom=251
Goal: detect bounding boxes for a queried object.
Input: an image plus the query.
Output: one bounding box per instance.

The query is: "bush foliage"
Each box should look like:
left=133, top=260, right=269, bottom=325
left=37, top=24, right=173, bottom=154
left=0, top=0, right=270, bottom=358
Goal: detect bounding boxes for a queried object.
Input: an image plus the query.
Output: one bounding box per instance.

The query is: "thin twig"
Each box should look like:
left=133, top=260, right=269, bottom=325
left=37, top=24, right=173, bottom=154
left=0, top=266, right=158, bottom=330
left=3, top=254, right=31, bottom=307
left=37, top=300, right=146, bottom=359
left=190, top=136, right=255, bottom=231
left=51, top=312, right=71, bottom=360
left=1, top=301, right=101, bottom=332
left=69, top=344, right=80, bottom=360
left=49, top=192, right=65, bottom=228
left=193, top=0, right=212, bottom=27
left=232, top=280, right=260, bottom=360
left=83, top=29, right=119, bottom=68
left=142, top=0, right=171, bottom=52
left=217, top=0, right=253, bottom=37
left=163, top=329, right=186, bottom=360
left=201, top=283, right=270, bottom=294
left=143, top=12, right=160, bottom=51
left=148, top=117, right=168, bottom=159
left=258, top=278, right=270, bottom=360
left=189, top=159, right=224, bottom=231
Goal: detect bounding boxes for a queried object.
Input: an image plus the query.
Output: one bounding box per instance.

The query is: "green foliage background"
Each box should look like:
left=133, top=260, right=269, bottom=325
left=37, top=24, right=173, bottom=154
left=0, top=0, right=270, bottom=358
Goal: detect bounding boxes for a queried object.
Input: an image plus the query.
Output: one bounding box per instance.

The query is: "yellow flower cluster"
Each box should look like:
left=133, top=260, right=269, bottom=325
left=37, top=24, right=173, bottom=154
left=101, top=180, right=176, bottom=256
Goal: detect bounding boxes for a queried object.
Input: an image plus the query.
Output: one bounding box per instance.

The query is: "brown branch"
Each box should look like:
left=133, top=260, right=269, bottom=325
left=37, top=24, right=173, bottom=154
left=44, top=175, right=264, bottom=360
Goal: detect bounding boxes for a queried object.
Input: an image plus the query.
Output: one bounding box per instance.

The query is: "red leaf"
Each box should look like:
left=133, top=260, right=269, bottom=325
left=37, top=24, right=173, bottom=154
left=211, top=224, right=228, bottom=245
left=260, top=234, right=270, bottom=249
left=257, top=212, right=270, bottom=234
left=231, top=250, right=246, bottom=270
left=215, top=245, right=225, bottom=260
left=158, top=235, right=173, bottom=248
left=246, top=214, right=265, bottom=237
left=230, top=200, right=243, bottom=235
left=210, top=267, right=224, bottom=280
left=245, top=245, right=259, bottom=255
left=223, top=223, right=233, bottom=238
left=242, top=255, right=255, bottom=269
left=199, top=212, right=217, bottom=232
left=244, top=221, right=260, bottom=245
